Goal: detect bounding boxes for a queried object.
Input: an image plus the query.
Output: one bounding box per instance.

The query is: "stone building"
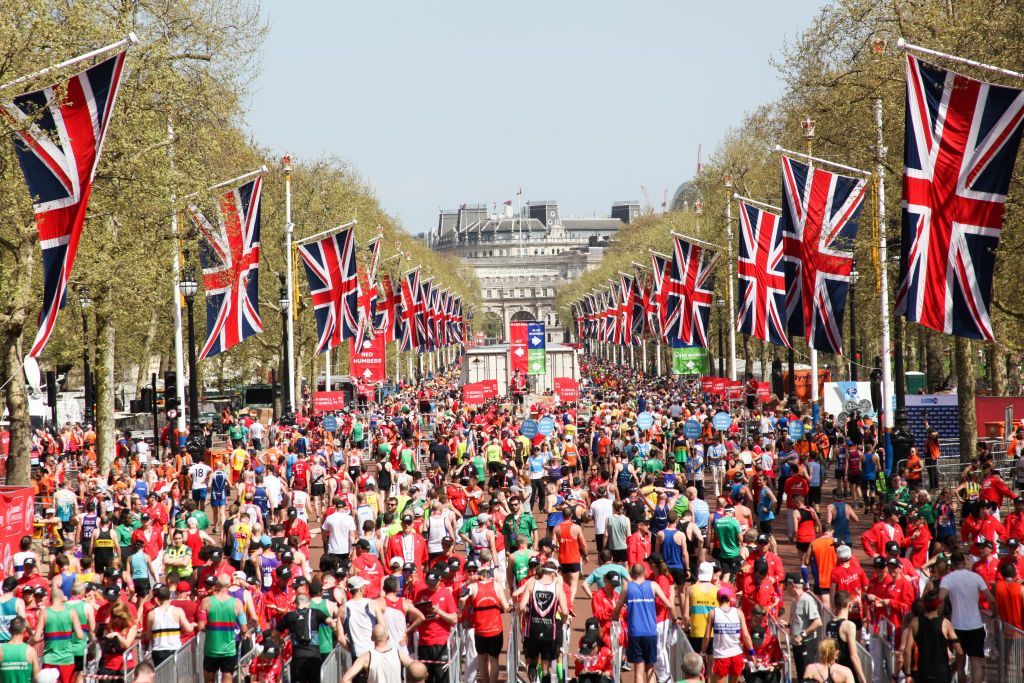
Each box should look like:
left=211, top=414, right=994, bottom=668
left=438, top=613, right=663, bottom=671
left=429, top=200, right=639, bottom=342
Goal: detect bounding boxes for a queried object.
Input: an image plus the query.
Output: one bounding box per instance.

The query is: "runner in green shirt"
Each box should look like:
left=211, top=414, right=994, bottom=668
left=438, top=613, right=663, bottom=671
left=35, top=590, right=82, bottom=668
left=351, top=420, right=365, bottom=446
left=200, top=578, right=245, bottom=670
left=0, top=617, right=38, bottom=683
left=713, top=506, right=743, bottom=579
left=507, top=538, right=534, bottom=588
left=309, top=585, right=336, bottom=657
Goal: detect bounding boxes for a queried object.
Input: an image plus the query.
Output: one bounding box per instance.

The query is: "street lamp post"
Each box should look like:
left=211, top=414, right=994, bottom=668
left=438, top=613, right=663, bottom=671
left=717, top=297, right=725, bottom=377
left=279, top=285, right=291, bottom=416
left=178, top=269, right=199, bottom=435
left=78, top=288, right=92, bottom=425
left=850, top=261, right=859, bottom=381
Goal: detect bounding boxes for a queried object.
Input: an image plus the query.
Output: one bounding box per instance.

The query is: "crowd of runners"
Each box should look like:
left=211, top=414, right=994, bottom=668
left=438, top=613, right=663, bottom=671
left=10, top=353, right=1024, bottom=683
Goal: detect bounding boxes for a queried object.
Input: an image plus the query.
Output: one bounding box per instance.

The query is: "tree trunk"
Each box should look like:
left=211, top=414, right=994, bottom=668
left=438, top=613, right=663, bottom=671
left=1, top=331, right=31, bottom=486
left=955, top=336, right=977, bottom=464
left=0, top=227, right=35, bottom=486
left=991, top=343, right=1007, bottom=396
left=1009, top=354, right=1022, bottom=396
left=94, top=293, right=117, bottom=474
left=916, top=325, right=926, bottom=374
left=924, top=328, right=945, bottom=391
left=905, top=329, right=918, bottom=376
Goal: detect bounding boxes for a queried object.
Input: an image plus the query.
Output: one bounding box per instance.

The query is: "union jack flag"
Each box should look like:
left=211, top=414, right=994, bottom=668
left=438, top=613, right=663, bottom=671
left=189, top=177, right=264, bottom=359
left=781, top=155, right=866, bottom=353
left=736, top=200, right=790, bottom=348
left=617, top=275, right=634, bottom=346
left=650, top=253, right=671, bottom=341
left=376, top=274, right=402, bottom=343
left=420, top=279, right=435, bottom=350
left=353, top=263, right=378, bottom=350
left=632, top=267, right=653, bottom=339
left=450, top=296, right=464, bottom=345
left=664, top=236, right=721, bottom=347
left=604, top=286, right=619, bottom=343
left=895, top=54, right=1024, bottom=340
left=298, top=226, right=359, bottom=353
left=400, top=270, right=422, bottom=351
left=4, top=52, right=127, bottom=357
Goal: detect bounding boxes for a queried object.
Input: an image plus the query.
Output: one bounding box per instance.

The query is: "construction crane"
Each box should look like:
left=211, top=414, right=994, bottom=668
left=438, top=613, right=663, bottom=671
left=640, top=185, right=654, bottom=215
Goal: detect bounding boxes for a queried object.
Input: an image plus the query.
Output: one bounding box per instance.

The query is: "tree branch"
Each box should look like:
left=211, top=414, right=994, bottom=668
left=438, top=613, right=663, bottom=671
left=168, top=53, right=213, bottom=62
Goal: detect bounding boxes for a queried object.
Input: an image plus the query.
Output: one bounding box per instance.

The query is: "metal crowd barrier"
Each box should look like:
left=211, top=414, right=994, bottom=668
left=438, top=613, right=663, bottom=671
left=770, top=618, right=794, bottom=682
left=505, top=616, right=521, bottom=683
left=808, top=594, right=873, bottom=683
left=610, top=620, right=622, bottom=683
left=870, top=619, right=897, bottom=683
left=668, top=623, right=694, bottom=682
left=1001, top=619, right=1024, bottom=682
left=450, top=623, right=463, bottom=683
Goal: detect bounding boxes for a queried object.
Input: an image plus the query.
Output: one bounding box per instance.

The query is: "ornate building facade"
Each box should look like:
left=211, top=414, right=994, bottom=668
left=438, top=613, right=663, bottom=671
left=429, top=200, right=639, bottom=342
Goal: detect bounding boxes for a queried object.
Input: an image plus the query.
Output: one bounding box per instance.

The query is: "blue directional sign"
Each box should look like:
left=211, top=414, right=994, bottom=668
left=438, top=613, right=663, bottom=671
left=712, top=412, right=732, bottom=431
left=521, top=419, right=539, bottom=439
left=788, top=419, right=805, bottom=440
left=322, top=415, right=338, bottom=432
left=538, top=416, right=555, bottom=436
left=636, top=412, right=654, bottom=431
left=527, top=322, right=546, bottom=374
left=683, top=419, right=701, bottom=440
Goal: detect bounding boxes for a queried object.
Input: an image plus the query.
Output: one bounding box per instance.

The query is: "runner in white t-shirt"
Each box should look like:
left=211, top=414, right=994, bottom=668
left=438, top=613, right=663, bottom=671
left=188, top=461, right=211, bottom=503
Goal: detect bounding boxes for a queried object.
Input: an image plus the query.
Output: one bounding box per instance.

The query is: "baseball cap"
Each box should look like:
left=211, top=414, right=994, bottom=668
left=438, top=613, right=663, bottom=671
left=756, top=534, right=770, bottom=544
left=292, top=576, right=310, bottom=588
left=873, top=556, right=886, bottom=569
left=287, top=507, right=298, bottom=518
left=403, top=562, right=416, bottom=572
left=402, top=514, right=414, bottom=524
left=884, top=541, right=900, bottom=555
left=232, top=571, right=247, bottom=582
left=605, top=572, right=622, bottom=586
left=886, top=558, right=901, bottom=568
left=347, top=576, right=368, bottom=590
left=717, top=587, right=735, bottom=602
left=281, top=550, right=295, bottom=562
left=276, top=566, right=292, bottom=579
left=465, top=560, right=480, bottom=571
left=389, top=557, right=403, bottom=568
left=784, top=572, right=805, bottom=586
left=977, top=538, right=994, bottom=549
left=425, top=570, right=441, bottom=584
left=176, top=581, right=191, bottom=593
left=697, top=562, right=714, bottom=582
left=837, top=545, right=852, bottom=560
left=23, top=558, right=36, bottom=568
left=102, top=586, right=120, bottom=601
left=354, top=539, right=371, bottom=550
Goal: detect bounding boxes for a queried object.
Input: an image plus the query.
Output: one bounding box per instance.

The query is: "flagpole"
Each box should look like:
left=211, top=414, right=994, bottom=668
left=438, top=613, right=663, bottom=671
left=168, top=118, right=188, bottom=447
left=897, top=37, right=1024, bottom=80
left=283, top=155, right=296, bottom=413
left=773, top=145, right=871, bottom=177
left=732, top=194, right=782, bottom=214
left=724, top=179, right=737, bottom=381
left=294, top=219, right=359, bottom=247
left=0, top=33, right=138, bottom=92
left=182, top=166, right=268, bottom=200
left=655, top=341, right=662, bottom=376
left=803, top=120, right=820, bottom=406
left=325, top=347, right=331, bottom=392
left=875, top=98, right=895, bottom=442
left=642, top=342, right=648, bottom=376
left=669, top=231, right=723, bottom=252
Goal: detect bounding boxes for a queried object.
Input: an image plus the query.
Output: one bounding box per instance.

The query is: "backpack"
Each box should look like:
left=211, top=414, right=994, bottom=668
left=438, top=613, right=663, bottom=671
left=291, top=607, right=317, bottom=646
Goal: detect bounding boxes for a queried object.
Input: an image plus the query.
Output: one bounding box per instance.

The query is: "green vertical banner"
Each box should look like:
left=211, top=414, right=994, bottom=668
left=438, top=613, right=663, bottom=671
left=527, top=322, right=546, bottom=375
left=672, top=343, right=708, bottom=375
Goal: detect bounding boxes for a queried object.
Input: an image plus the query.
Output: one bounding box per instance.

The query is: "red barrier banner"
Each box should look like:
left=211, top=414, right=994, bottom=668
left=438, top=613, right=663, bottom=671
left=480, top=380, right=499, bottom=398
left=725, top=381, right=743, bottom=400
left=349, top=335, right=386, bottom=382
left=553, top=377, right=580, bottom=402
left=463, top=383, right=486, bottom=405
left=756, top=382, right=771, bottom=402
left=712, top=378, right=725, bottom=395
left=509, top=321, right=529, bottom=375
left=700, top=377, right=715, bottom=393
left=312, top=391, right=346, bottom=411
left=0, top=487, right=33, bottom=572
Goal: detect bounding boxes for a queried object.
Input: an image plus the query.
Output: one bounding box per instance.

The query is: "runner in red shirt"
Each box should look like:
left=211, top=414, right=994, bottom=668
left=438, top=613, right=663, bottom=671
left=351, top=539, right=386, bottom=599
left=830, top=545, right=868, bottom=624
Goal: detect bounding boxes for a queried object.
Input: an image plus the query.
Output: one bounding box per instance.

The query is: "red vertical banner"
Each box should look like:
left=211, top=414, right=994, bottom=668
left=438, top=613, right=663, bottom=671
left=0, top=431, right=8, bottom=457
left=700, top=377, right=714, bottom=394
left=712, top=378, right=725, bottom=395
left=349, top=335, right=387, bottom=382
left=463, top=383, right=486, bottom=404
left=480, top=380, right=499, bottom=398
left=509, top=321, right=529, bottom=375
left=756, top=382, right=770, bottom=402
left=0, top=487, right=33, bottom=574
left=553, top=377, right=580, bottom=401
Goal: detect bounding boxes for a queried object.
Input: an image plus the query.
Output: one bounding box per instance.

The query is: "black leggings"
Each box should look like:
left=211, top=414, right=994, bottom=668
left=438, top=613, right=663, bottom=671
left=531, top=479, right=546, bottom=512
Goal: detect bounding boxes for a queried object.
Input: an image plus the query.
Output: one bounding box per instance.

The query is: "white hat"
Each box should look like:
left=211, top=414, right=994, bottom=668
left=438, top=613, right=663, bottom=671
left=837, top=545, right=852, bottom=560
left=348, top=576, right=368, bottom=590
left=697, top=562, right=714, bottom=582
left=389, top=557, right=403, bottom=567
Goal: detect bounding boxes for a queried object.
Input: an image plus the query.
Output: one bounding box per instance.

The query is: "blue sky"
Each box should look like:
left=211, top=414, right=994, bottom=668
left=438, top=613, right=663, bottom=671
left=248, top=1, right=825, bottom=234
